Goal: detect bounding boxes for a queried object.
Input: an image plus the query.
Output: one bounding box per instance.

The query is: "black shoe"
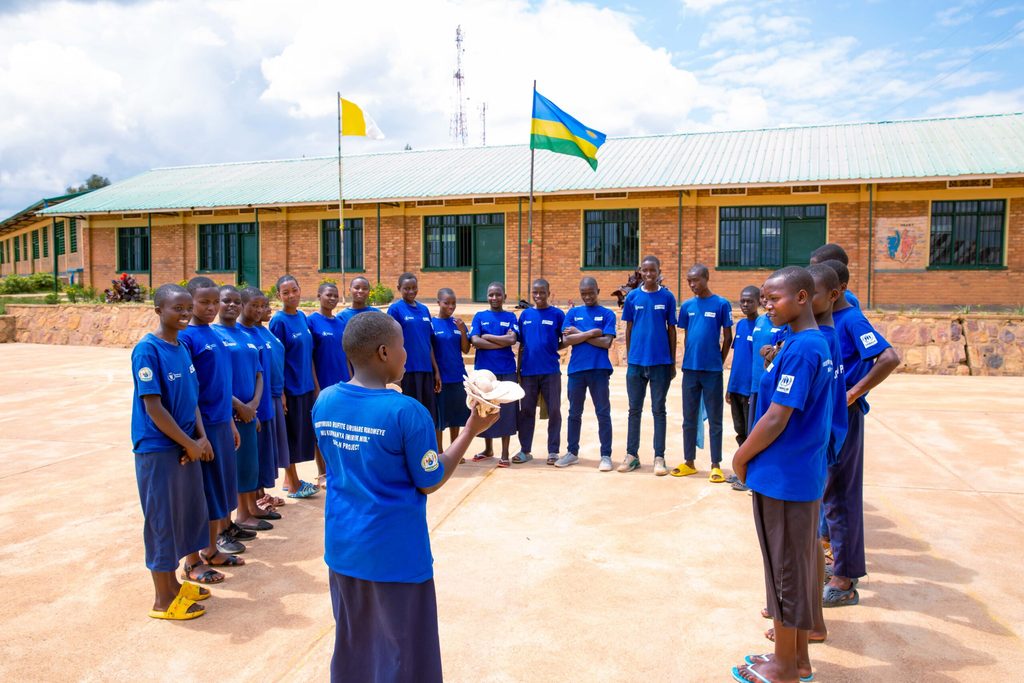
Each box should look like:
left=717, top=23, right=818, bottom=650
left=226, top=522, right=257, bottom=540
left=216, top=532, right=246, bottom=555
left=254, top=509, right=282, bottom=521
left=237, top=519, right=273, bottom=532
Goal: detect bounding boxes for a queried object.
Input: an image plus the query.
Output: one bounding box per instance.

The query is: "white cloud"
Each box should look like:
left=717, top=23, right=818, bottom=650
left=924, top=86, right=1024, bottom=116
left=681, top=0, right=733, bottom=12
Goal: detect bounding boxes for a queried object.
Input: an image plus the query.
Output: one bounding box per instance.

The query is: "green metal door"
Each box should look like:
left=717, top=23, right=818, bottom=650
left=238, top=227, right=260, bottom=288
left=473, top=225, right=504, bottom=302
left=783, top=219, right=826, bottom=266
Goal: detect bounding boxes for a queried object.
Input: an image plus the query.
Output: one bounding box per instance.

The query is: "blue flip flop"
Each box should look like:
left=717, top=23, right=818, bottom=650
left=743, top=655, right=814, bottom=681
left=510, top=451, right=533, bottom=464
left=822, top=584, right=859, bottom=607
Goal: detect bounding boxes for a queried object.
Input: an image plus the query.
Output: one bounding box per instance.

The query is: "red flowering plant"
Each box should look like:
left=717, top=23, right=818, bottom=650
left=105, top=273, right=145, bottom=303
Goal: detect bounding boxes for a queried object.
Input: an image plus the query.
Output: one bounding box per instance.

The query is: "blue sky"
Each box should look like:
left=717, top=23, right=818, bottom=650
left=1, top=0, right=1022, bottom=219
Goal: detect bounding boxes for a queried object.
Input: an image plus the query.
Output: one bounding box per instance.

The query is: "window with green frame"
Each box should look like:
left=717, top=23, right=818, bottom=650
left=423, top=214, right=502, bottom=269
left=198, top=223, right=254, bottom=271
left=1, top=239, right=5, bottom=264
left=320, top=218, right=364, bottom=271
left=584, top=209, right=639, bottom=268
left=22, top=234, right=28, bottom=260
left=718, top=205, right=827, bottom=268
left=14, top=235, right=21, bottom=262
left=929, top=200, right=1004, bottom=268
left=117, top=227, right=150, bottom=272
left=42, top=227, right=48, bottom=257
left=31, top=230, right=39, bottom=259
left=69, top=218, right=78, bottom=253
left=54, top=221, right=65, bottom=256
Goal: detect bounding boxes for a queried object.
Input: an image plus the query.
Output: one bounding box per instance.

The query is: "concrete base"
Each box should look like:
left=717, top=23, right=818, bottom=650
left=0, top=344, right=1020, bottom=681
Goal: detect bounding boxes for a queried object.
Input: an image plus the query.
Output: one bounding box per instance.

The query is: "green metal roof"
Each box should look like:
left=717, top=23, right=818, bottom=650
left=37, top=113, right=1024, bottom=216
left=1, top=190, right=95, bottom=234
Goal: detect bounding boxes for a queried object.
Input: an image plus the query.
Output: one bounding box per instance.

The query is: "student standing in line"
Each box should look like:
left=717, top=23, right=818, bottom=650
left=514, top=278, right=566, bottom=466
left=809, top=243, right=860, bottom=309
left=269, top=275, right=320, bottom=499
left=387, top=273, right=442, bottom=420
left=431, top=288, right=471, bottom=451
left=309, top=282, right=348, bottom=387
left=558, top=276, right=617, bottom=470
left=469, top=282, right=520, bottom=467
left=338, top=276, right=380, bottom=325
left=620, top=255, right=677, bottom=475
left=727, top=286, right=760, bottom=448
left=179, top=277, right=248, bottom=573
left=259, top=295, right=291, bottom=508
left=671, top=264, right=733, bottom=482
left=132, top=284, right=213, bottom=620
left=731, top=267, right=833, bottom=683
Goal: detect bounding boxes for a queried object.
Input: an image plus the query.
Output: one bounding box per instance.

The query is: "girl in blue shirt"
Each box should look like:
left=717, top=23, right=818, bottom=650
left=387, top=273, right=441, bottom=422
left=308, top=282, right=349, bottom=387
left=469, top=282, right=519, bottom=467
left=431, top=287, right=471, bottom=451
left=338, top=275, right=380, bottom=325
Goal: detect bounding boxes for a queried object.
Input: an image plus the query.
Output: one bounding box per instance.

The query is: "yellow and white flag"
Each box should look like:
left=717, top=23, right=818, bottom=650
left=340, top=97, right=385, bottom=139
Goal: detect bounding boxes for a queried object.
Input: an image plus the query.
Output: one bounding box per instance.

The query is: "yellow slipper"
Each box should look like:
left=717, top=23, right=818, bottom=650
left=179, top=581, right=211, bottom=602
left=709, top=467, right=727, bottom=483
left=149, top=594, right=205, bottom=621
left=670, top=463, right=698, bottom=477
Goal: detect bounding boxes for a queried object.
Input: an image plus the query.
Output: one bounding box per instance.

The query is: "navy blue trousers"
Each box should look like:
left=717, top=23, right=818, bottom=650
left=566, top=369, right=613, bottom=457
left=518, top=372, right=562, bottom=455
left=824, top=406, right=866, bottom=579
left=626, top=364, right=673, bottom=459
left=683, top=370, right=724, bottom=465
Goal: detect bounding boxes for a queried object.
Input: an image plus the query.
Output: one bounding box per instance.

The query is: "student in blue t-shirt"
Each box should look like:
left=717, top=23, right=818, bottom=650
left=338, top=276, right=380, bottom=326
left=269, top=275, right=321, bottom=500
left=731, top=267, right=834, bottom=683
left=620, top=255, right=677, bottom=475
left=810, top=243, right=860, bottom=309
left=308, top=282, right=349, bottom=386
left=387, top=273, right=441, bottom=422
left=214, top=285, right=265, bottom=535
left=469, top=281, right=520, bottom=467
left=312, top=311, right=498, bottom=683
left=727, top=285, right=760, bottom=447
left=431, top=287, right=471, bottom=451
left=821, top=259, right=899, bottom=609
left=514, top=278, right=566, bottom=466
left=259, top=296, right=290, bottom=507
left=671, top=264, right=733, bottom=482
left=558, top=277, right=617, bottom=470
left=180, top=277, right=248, bottom=572
left=131, top=284, right=212, bottom=620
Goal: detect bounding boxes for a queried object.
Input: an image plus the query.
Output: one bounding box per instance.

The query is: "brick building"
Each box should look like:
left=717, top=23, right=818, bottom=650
left=3, top=113, right=1022, bottom=306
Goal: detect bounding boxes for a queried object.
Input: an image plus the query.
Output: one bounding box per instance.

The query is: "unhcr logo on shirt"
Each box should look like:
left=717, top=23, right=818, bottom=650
left=167, top=371, right=183, bottom=382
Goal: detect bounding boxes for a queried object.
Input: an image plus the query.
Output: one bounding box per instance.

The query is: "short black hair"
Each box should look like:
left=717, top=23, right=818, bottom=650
left=276, top=274, right=299, bottom=290
left=820, top=258, right=849, bottom=286
left=766, top=266, right=814, bottom=297
left=437, top=287, right=455, bottom=299
left=351, top=276, right=370, bottom=287
left=154, top=283, right=190, bottom=307
left=219, top=284, right=239, bottom=297
left=531, top=278, right=550, bottom=290
left=318, top=281, right=339, bottom=295
left=239, top=286, right=266, bottom=304
left=487, top=281, right=505, bottom=293
left=342, top=311, right=401, bottom=364
left=186, top=276, right=217, bottom=295
left=740, top=285, right=760, bottom=298
left=579, top=276, right=599, bottom=289
left=807, top=263, right=840, bottom=292
left=641, top=254, right=661, bottom=268
left=687, top=263, right=710, bottom=279
left=810, top=243, right=849, bottom=265
left=397, top=272, right=417, bottom=288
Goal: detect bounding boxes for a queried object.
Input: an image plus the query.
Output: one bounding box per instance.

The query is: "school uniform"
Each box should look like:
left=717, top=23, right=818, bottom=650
left=179, top=323, right=238, bottom=520
left=622, top=286, right=677, bottom=460
left=269, top=310, right=317, bottom=464
left=242, top=323, right=280, bottom=489
left=728, top=317, right=755, bottom=446
left=257, top=324, right=291, bottom=471
left=216, top=323, right=263, bottom=494
left=470, top=310, right=520, bottom=438
left=338, top=305, right=380, bottom=325
left=563, top=304, right=617, bottom=458
left=846, top=290, right=861, bottom=309
left=131, top=333, right=207, bottom=571
left=825, top=306, right=892, bottom=581
left=517, top=306, right=566, bottom=456
left=678, top=294, right=733, bottom=465
left=308, top=312, right=349, bottom=386
left=387, top=300, right=438, bottom=421
left=747, top=314, right=786, bottom=434
left=431, top=316, right=470, bottom=431
left=747, top=329, right=834, bottom=630
left=312, top=383, right=444, bottom=683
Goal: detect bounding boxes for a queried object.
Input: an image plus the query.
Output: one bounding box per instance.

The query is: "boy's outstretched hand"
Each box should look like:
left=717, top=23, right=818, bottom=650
left=464, top=406, right=500, bottom=437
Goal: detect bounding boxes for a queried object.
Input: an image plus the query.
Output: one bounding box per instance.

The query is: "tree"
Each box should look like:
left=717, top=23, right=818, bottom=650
left=65, top=174, right=111, bottom=194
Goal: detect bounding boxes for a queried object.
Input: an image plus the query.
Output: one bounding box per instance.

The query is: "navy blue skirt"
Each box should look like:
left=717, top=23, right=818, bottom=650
left=480, top=373, right=519, bottom=438
left=401, top=371, right=438, bottom=423
left=273, top=396, right=291, bottom=469
left=201, top=420, right=238, bottom=521
left=136, top=449, right=208, bottom=572
left=258, top=415, right=278, bottom=490
left=236, top=419, right=259, bottom=494
left=436, top=382, right=470, bottom=430
left=284, top=390, right=316, bottom=464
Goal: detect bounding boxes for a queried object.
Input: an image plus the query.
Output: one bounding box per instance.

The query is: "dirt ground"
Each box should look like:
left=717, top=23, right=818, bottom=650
left=0, top=343, right=1020, bottom=682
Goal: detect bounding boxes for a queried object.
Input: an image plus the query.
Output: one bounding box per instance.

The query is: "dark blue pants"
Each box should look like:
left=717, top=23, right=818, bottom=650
left=824, top=406, right=866, bottom=579
left=518, top=372, right=561, bottom=455
left=683, top=370, right=724, bottom=465
left=626, top=364, right=673, bottom=459
left=747, top=392, right=758, bottom=434
left=566, top=369, right=612, bottom=457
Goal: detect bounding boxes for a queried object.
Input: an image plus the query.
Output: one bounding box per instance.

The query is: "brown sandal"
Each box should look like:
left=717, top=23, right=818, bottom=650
left=182, top=561, right=224, bottom=584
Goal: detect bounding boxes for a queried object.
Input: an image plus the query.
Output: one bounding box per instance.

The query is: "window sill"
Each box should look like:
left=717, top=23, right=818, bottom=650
left=318, top=268, right=366, bottom=273
left=926, top=265, right=1007, bottom=271
left=196, top=270, right=236, bottom=274
left=421, top=267, right=473, bottom=272
left=715, top=266, right=779, bottom=271
left=580, top=266, right=641, bottom=271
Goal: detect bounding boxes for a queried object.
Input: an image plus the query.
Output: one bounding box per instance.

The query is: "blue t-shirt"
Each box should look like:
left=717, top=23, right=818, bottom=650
left=470, top=310, right=519, bottom=375
left=820, top=325, right=849, bottom=465
left=240, top=324, right=275, bottom=421
left=387, top=300, right=435, bottom=374
left=269, top=310, right=315, bottom=396
left=179, top=323, right=234, bottom=425
left=678, top=294, right=733, bottom=372
left=338, top=306, right=380, bottom=325
left=833, top=306, right=892, bottom=414
left=747, top=329, right=833, bottom=502
left=621, top=286, right=678, bottom=366
left=727, top=317, right=755, bottom=395
left=518, top=306, right=566, bottom=376
left=308, top=312, right=349, bottom=387
left=313, top=383, right=443, bottom=583
left=563, top=304, right=617, bottom=374
left=214, top=323, right=262, bottom=405
left=749, top=314, right=786, bottom=395
left=253, top=325, right=285, bottom=398
left=846, top=290, right=860, bottom=309
left=431, top=317, right=467, bottom=384
left=131, top=333, right=199, bottom=454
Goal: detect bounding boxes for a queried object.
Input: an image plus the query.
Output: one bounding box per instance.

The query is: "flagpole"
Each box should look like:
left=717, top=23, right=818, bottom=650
left=337, top=92, right=347, bottom=304
left=527, top=80, right=536, bottom=304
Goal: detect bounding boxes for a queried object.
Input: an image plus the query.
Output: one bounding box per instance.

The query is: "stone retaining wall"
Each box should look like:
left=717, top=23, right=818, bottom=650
left=4, top=304, right=1022, bottom=376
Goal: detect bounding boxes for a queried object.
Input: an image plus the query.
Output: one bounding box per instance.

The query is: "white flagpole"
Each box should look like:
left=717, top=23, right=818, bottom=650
left=528, top=80, right=536, bottom=302
left=337, top=92, right=347, bottom=304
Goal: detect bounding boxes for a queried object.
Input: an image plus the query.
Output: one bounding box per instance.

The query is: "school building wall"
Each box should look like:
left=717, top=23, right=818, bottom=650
left=0, top=216, right=85, bottom=281
left=60, top=178, right=1024, bottom=307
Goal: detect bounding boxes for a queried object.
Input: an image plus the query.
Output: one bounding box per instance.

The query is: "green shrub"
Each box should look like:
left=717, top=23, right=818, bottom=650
left=66, top=284, right=83, bottom=303
left=368, top=283, right=394, bottom=305
left=264, top=284, right=279, bottom=300
left=44, top=293, right=60, bottom=305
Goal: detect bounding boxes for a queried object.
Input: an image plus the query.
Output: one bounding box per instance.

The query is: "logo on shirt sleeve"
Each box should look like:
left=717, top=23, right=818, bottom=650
left=421, top=450, right=439, bottom=473
left=860, top=332, right=878, bottom=348
left=777, top=374, right=795, bottom=394
left=137, top=367, right=153, bottom=382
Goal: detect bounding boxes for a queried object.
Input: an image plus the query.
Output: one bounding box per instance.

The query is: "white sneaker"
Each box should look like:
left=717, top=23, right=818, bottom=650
left=617, top=454, right=640, bottom=473
left=598, top=456, right=613, bottom=472
left=555, top=453, right=579, bottom=468
left=653, top=456, right=669, bottom=476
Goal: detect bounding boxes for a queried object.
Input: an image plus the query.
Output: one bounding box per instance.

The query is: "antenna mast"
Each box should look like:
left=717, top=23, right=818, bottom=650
left=450, top=25, right=468, bottom=146
left=480, top=102, right=487, bottom=146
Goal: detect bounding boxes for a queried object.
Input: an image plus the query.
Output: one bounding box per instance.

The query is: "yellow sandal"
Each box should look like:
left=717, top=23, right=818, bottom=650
left=670, top=463, right=698, bottom=477
left=709, top=467, right=727, bottom=483
left=178, top=581, right=211, bottom=602
left=149, top=594, right=205, bottom=621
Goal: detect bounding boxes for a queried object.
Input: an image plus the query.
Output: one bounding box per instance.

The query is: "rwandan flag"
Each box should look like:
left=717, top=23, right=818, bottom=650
left=530, top=91, right=606, bottom=170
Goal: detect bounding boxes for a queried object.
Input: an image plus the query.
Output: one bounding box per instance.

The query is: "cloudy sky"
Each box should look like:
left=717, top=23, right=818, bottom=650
left=1, top=0, right=1023, bottom=217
